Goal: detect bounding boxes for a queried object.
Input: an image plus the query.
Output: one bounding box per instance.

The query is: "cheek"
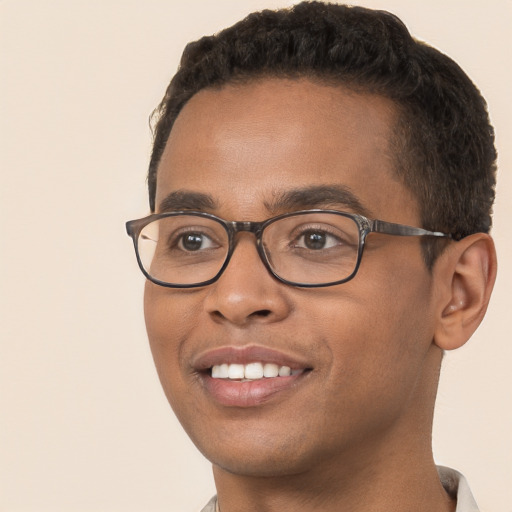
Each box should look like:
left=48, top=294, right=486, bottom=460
left=355, top=241, right=436, bottom=346
left=143, top=283, right=199, bottom=399
left=319, top=262, right=435, bottom=410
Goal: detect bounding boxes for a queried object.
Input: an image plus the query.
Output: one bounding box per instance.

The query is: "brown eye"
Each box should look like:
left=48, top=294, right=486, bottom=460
left=302, top=231, right=328, bottom=249
left=295, top=229, right=341, bottom=250
left=180, top=233, right=204, bottom=251
left=178, top=232, right=215, bottom=251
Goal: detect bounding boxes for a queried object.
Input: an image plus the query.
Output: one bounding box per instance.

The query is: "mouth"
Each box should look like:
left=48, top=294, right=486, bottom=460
left=210, top=362, right=305, bottom=380
left=193, top=346, right=313, bottom=407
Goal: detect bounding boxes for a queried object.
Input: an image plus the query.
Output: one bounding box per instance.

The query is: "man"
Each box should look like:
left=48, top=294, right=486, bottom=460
left=126, top=2, right=497, bottom=511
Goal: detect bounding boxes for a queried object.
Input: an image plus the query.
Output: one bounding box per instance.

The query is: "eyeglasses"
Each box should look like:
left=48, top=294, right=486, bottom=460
left=125, top=210, right=451, bottom=288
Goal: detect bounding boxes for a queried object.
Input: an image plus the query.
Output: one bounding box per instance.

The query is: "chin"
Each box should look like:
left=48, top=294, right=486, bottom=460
left=188, top=424, right=336, bottom=479
left=210, top=450, right=311, bottom=478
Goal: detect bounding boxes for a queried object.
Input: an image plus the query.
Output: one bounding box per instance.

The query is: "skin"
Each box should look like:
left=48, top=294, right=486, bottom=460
left=143, top=78, right=496, bottom=512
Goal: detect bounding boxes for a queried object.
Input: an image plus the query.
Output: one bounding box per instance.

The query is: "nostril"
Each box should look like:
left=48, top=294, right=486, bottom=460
left=209, top=308, right=272, bottom=324
left=251, top=309, right=272, bottom=318
left=209, top=311, right=227, bottom=322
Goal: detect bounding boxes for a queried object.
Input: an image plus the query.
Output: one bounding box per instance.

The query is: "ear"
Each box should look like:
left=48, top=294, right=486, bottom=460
left=433, top=233, right=497, bottom=351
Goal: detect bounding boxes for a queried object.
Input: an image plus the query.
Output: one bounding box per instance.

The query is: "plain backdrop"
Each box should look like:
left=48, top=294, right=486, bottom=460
left=1, top=1, right=511, bottom=511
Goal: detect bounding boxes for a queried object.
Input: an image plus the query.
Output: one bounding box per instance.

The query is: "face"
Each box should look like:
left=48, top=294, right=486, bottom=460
left=144, top=79, right=440, bottom=478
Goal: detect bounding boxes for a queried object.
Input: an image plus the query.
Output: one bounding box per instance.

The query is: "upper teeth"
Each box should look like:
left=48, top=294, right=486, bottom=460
left=211, top=362, right=301, bottom=380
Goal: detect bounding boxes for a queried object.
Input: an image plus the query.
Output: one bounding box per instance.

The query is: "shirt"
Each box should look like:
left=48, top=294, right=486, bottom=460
left=199, top=466, right=479, bottom=512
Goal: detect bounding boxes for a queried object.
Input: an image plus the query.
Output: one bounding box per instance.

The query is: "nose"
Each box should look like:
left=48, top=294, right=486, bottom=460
left=203, top=234, right=292, bottom=326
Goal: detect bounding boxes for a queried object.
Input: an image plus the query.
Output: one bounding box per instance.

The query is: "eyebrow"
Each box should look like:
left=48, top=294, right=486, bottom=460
left=158, top=190, right=218, bottom=213
left=157, top=184, right=373, bottom=218
left=264, top=185, right=374, bottom=218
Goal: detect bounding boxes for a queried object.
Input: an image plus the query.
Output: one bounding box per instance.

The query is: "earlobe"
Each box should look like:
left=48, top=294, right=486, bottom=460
left=433, top=233, right=497, bottom=351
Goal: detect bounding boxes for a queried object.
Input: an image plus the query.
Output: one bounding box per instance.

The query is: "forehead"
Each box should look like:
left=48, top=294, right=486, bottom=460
left=156, top=78, right=418, bottom=223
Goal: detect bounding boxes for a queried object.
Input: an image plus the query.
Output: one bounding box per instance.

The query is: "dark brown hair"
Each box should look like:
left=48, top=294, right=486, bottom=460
left=147, top=1, right=496, bottom=265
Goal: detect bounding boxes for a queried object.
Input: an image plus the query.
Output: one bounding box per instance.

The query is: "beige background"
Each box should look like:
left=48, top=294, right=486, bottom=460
left=1, top=0, right=510, bottom=511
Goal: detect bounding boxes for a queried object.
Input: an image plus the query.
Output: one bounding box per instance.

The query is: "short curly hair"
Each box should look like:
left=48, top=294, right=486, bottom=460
left=147, top=1, right=497, bottom=266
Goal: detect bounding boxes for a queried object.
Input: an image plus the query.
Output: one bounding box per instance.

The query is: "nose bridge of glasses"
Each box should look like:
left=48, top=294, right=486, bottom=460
left=227, top=221, right=267, bottom=265
left=229, top=220, right=263, bottom=236
left=224, top=221, right=268, bottom=274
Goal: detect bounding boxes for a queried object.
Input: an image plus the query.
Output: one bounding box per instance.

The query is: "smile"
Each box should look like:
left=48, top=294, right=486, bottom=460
left=193, top=346, right=313, bottom=407
left=211, top=362, right=304, bottom=380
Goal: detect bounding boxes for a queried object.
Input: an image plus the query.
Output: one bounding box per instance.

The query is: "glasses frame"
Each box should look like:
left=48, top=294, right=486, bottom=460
left=126, top=209, right=452, bottom=288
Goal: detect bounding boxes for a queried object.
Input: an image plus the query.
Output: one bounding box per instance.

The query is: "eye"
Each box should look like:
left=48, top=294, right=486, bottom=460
left=294, top=229, right=342, bottom=250
left=177, top=232, right=217, bottom=251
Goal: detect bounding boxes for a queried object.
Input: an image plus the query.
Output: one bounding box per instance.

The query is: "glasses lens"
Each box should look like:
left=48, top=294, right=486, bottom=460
left=137, top=215, right=229, bottom=286
left=262, top=212, right=361, bottom=285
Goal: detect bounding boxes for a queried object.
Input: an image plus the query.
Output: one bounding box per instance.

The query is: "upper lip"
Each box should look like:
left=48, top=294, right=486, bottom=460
left=192, top=344, right=312, bottom=372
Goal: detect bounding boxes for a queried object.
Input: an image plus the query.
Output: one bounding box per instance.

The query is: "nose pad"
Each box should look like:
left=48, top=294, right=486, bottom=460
left=204, top=234, right=291, bottom=326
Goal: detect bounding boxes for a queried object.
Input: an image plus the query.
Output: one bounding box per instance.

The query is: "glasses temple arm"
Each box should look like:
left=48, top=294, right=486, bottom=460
left=371, top=219, right=452, bottom=238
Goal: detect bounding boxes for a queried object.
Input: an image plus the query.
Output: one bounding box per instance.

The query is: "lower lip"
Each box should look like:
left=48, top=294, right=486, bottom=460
left=201, top=373, right=307, bottom=407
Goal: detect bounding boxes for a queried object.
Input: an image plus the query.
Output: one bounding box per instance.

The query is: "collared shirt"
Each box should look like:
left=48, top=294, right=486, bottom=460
left=199, top=466, right=479, bottom=512
left=438, top=466, right=480, bottom=512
